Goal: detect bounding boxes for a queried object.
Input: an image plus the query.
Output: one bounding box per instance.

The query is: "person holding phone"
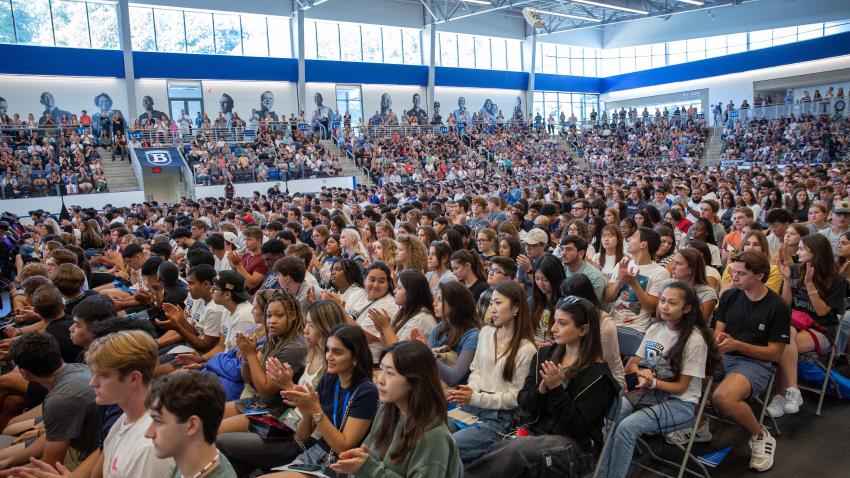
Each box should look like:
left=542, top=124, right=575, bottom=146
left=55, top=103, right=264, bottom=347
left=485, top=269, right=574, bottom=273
left=329, top=341, right=461, bottom=477
left=599, top=281, right=718, bottom=478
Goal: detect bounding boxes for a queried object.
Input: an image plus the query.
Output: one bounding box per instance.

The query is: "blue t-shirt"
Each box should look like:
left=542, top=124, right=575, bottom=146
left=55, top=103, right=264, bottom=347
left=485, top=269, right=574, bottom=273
left=428, top=325, right=479, bottom=356
left=315, top=374, right=379, bottom=452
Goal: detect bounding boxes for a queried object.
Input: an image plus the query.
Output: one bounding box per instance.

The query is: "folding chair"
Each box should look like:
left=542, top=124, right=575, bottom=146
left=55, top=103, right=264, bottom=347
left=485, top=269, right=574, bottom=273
left=799, top=345, right=842, bottom=416
left=633, top=376, right=715, bottom=478
left=706, top=366, right=781, bottom=437
left=589, top=392, right=624, bottom=478
left=617, top=326, right=645, bottom=357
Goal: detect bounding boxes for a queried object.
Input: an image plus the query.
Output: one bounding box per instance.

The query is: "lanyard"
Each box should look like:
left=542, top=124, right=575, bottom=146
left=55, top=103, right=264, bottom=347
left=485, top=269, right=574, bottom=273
left=332, top=379, right=351, bottom=429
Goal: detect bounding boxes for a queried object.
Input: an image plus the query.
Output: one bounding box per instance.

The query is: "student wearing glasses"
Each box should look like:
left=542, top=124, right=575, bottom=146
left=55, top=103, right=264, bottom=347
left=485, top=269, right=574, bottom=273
left=477, top=256, right=518, bottom=325
left=465, top=296, right=619, bottom=477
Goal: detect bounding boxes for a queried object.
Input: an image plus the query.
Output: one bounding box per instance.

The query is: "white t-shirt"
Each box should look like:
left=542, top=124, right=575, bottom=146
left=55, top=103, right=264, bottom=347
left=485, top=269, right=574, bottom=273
left=186, top=296, right=224, bottom=340
left=341, top=285, right=369, bottom=317
left=102, top=412, right=175, bottom=478
left=397, top=309, right=437, bottom=342
left=637, top=322, right=708, bottom=404
left=609, top=260, right=670, bottom=333
left=220, top=301, right=256, bottom=351
left=354, top=294, right=400, bottom=361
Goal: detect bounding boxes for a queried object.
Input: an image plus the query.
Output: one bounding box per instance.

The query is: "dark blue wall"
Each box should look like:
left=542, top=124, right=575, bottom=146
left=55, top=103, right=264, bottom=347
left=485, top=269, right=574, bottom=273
left=0, top=44, right=124, bottom=77
left=133, top=52, right=298, bottom=81
left=305, top=59, right=427, bottom=85
left=602, top=31, right=850, bottom=93
left=2, top=31, right=850, bottom=95
left=435, top=67, right=528, bottom=90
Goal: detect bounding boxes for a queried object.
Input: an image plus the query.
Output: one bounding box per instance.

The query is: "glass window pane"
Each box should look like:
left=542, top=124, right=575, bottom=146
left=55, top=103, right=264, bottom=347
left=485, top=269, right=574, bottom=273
left=797, top=23, right=822, bottom=40
left=88, top=3, right=119, bottom=50
left=214, top=13, right=242, bottom=55
left=185, top=12, right=213, bottom=54
left=440, top=32, right=457, bottom=67
left=129, top=6, right=155, bottom=51
left=491, top=38, right=506, bottom=70
left=506, top=39, right=521, bottom=71
left=705, top=35, right=726, bottom=58
left=457, top=34, right=474, bottom=68
left=772, top=26, right=797, bottom=45
left=382, top=28, right=402, bottom=64
left=687, top=37, right=705, bottom=62
left=541, top=43, right=556, bottom=74
left=635, top=47, right=652, bottom=71
left=361, top=24, right=382, bottom=62
left=153, top=9, right=185, bottom=53
left=0, top=1, right=13, bottom=43
left=52, top=0, right=89, bottom=48
left=825, top=20, right=850, bottom=35
left=402, top=29, right=420, bottom=65
left=726, top=32, right=747, bottom=53
left=584, top=48, right=597, bottom=76
left=316, top=21, right=340, bottom=60
left=339, top=23, right=362, bottom=61
left=667, top=40, right=686, bottom=65
left=475, top=36, right=491, bottom=69
left=601, top=48, right=618, bottom=76
left=749, top=29, right=772, bottom=50
left=241, top=14, right=268, bottom=57
left=13, top=0, right=54, bottom=45
left=620, top=55, right=635, bottom=73
left=303, top=20, right=317, bottom=59
left=571, top=56, right=583, bottom=76
left=267, top=16, right=290, bottom=57
left=534, top=43, right=542, bottom=72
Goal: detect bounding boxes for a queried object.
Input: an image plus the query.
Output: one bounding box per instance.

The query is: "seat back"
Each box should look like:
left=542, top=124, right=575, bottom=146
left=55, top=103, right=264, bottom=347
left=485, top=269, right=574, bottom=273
left=590, top=392, right=623, bottom=478
left=617, top=326, right=644, bottom=357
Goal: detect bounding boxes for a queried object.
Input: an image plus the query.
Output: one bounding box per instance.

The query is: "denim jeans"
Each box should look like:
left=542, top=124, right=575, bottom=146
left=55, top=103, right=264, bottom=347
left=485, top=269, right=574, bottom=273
left=448, top=405, right=514, bottom=466
left=836, top=310, right=850, bottom=356
left=599, top=396, right=696, bottom=478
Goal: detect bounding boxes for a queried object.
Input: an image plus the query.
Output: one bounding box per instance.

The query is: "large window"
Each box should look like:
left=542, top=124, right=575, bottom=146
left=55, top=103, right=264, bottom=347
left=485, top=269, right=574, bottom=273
left=0, top=0, right=119, bottom=48
left=438, top=32, right=523, bottom=71
left=533, top=91, right=599, bottom=122
left=304, top=19, right=421, bottom=65
left=128, top=5, right=291, bottom=57
left=536, top=42, right=602, bottom=77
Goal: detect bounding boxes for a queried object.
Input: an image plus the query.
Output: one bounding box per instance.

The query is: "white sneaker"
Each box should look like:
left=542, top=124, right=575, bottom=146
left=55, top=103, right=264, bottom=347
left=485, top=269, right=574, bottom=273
left=765, top=393, right=787, bottom=418
left=782, top=387, right=803, bottom=414
left=749, top=428, right=776, bottom=472
left=665, top=421, right=712, bottom=445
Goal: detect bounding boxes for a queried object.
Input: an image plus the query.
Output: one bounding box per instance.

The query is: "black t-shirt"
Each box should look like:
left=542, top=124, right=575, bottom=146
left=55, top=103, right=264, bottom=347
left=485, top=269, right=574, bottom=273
left=716, top=288, right=791, bottom=354
left=469, top=279, right=489, bottom=303
left=789, top=264, right=847, bottom=326
left=45, top=314, right=85, bottom=364
left=64, top=290, right=98, bottom=317
left=315, top=374, right=379, bottom=452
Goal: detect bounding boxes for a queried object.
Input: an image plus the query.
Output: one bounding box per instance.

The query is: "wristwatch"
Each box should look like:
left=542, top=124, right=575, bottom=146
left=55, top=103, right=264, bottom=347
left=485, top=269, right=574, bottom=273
left=312, top=412, right=324, bottom=423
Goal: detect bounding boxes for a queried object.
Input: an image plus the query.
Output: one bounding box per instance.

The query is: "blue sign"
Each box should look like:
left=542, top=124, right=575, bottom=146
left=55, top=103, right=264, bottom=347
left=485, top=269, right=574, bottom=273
left=440, top=126, right=448, bottom=133
left=133, top=147, right=184, bottom=168
left=298, top=123, right=309, bottom=131
left=331, top=121, right=341, bottom=129
left=730, top=111, right=739, bottom=118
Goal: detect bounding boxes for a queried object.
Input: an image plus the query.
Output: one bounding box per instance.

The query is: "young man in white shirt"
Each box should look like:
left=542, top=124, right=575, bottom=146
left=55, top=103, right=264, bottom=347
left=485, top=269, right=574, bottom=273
left=605, top=227, right=671, bottom=333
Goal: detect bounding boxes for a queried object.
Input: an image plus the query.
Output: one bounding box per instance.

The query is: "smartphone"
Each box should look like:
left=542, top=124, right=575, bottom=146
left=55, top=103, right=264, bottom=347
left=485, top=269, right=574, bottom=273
left=625, top=373, right=639, bottom=392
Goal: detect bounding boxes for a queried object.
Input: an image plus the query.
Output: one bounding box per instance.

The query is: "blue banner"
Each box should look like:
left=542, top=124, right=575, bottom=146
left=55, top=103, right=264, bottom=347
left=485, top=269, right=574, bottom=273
left=133, top=147, right=185, bottom=168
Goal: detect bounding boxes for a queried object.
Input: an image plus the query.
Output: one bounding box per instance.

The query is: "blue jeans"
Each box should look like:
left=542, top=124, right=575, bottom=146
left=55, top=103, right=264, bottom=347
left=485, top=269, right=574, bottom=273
left=600, top=396, right=696, bottom=478
left=836, top=311, right=850, bottom=356
left=448, top=405, right=514, bottom=466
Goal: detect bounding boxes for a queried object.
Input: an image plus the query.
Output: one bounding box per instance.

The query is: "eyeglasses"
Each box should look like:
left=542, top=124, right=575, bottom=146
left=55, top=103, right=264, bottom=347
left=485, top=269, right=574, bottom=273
left=487, top=267, right=505, bottom=275
left=557, top=295, right=583, bottom=306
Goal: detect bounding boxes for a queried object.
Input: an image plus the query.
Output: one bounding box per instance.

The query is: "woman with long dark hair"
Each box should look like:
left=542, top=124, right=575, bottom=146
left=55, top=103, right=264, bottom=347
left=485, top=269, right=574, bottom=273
left=664, top=248, right=719, bottom=321
left=530, top=254, right=566, bottom=344
left=600, top=281, right=718, bottom=478
left=369, top=269, right=436, bottom=346
left=466, top=296, right=619, bottom=478
left=447, top=280, right=536, bottom=467
left=594, top=224, right=625, bottom=280
left=330, top=341, right=461, bottom=477
left=690, top=217, right=721, bottom=267
left=327, top=258, right=368, bottom=317
left=450, top=249, right=489, bottom=302
left=419, top=281, right=481, bottom=386
left=498, top=236, right=522, bottom=261
left=268, top=324, right=379, bottom=477
left=426, top=240, right=457, bottom=296
left=769, top=234, right=847, bottom=418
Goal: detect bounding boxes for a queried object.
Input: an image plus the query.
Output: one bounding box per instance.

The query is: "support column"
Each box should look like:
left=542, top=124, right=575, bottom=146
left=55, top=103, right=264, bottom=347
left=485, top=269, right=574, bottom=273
left=117, top=0, right=137, bottom=120
left=525, top=30, right=537, bottom=122
left=425, top=23, right=436, bottom=117
left=296, top=11, right=307, bottom=116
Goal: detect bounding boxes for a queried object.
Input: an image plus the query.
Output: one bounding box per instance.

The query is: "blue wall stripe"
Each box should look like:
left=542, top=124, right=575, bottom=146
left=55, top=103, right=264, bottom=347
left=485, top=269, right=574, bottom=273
left=133, top=52, right=298, bottom=81
left=602, top=31, right=850, bottom=93
left=534, top=73, right=604, bottom=94
left=305, top=59, right=427, bottom=85
left=0, top=45, right=124, bottom=77
left=2, top=31, right=850, bottom=95
left=435, top=67, right=528, bottom=90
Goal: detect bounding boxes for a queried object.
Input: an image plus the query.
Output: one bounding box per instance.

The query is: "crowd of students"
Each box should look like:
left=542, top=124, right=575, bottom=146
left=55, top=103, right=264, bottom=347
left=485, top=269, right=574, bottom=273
left=0, top=116, right=849, bottom=476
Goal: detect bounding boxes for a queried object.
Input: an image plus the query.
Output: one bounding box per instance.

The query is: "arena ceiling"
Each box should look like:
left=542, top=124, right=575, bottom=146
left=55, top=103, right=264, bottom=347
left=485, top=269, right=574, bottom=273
left=410, top=0, right=743, bottom=35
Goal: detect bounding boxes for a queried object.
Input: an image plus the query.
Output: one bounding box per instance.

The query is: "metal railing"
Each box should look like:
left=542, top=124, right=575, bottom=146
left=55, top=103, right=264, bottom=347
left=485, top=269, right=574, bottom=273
left=712, top=98, right=848, bottom=127
left=0, top=181, right=113, bottom=200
